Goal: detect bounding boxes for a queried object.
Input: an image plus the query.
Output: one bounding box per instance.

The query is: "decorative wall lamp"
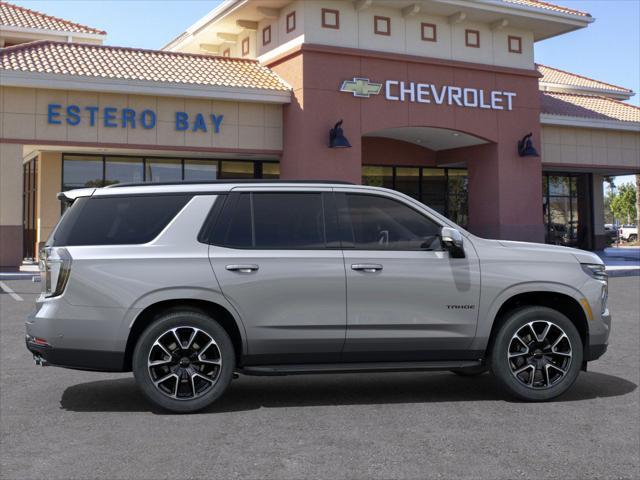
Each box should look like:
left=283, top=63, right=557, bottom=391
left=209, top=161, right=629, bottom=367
left=329, top=120, right=352, bottom=148
left=517, top=132, right=539, bottom=157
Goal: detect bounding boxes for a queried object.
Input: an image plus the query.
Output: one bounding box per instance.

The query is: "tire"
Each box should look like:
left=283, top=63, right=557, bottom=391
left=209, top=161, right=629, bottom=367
left=450, top=365, right=489, bottom=376
left=628, top=234, right=638, bottom=242
left=490, top=306, right=583, bottom=401
left=133, top=309, right=235, bottom=413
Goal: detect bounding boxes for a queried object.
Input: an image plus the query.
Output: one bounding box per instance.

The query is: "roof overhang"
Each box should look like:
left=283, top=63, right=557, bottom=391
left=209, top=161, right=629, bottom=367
left=0, top=70, right=291, bottom=104
left=163, top=0, right=593, bottom=52
left=0, top=25, right=105, bottom=43
left=540, top=113, right=640, bottom=132
left=539, top=83, right=634, bottom=102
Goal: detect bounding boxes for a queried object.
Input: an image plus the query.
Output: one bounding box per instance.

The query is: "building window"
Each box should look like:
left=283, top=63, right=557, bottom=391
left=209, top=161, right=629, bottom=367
left=241, top=37, right=250, bottom=56
left=262, top=25, right=271, bottom=46
left=374, top=16, right=391, bottom=36
left=508, top=35, right=522, bottom=54
left=421, top=23, right=437, bottom=42
left=286, top=11, right=296, bottom=33
left=222, top=48, right=231, bottom=57
left=362, top=165, right=468, bottom=227
left=542, top=173, right=592, bottom=248
left=465, top=29, right=480, bottom=48
left=322, top=8, right=339, bottom=29
left=62, top=154, right=279, bottom=190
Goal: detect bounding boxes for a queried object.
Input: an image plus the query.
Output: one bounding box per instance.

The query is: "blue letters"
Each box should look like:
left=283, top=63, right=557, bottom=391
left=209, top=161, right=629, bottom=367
left=85, top=106, right=99, bottom=126
left=46, top=103, right=223, bottom=132
left=103, top=107, right=117, bottom=128
left=121, top=108, right=136, bottom=128
left=66, top=105, right=81, bottom=126
left=175, top=111, right=189, bottom=131
left=47, top=104, right=62, bottom=124
left=192, top=113, right=207, bottom=132
left=210, top=114, right=224, bottom=133
left=140, top=110, right=156, bottom=129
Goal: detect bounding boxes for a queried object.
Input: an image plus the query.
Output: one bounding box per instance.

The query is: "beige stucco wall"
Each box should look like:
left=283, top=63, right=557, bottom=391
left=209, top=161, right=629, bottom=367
left=0, top=142, right=22, bottom=226
left=0, top=86, right=283, bottom=151
left=541, top=125, right=640, bottom=170
left=37, top=151, right=62, bottom=245
left=251, top=0, right=534, bottom=69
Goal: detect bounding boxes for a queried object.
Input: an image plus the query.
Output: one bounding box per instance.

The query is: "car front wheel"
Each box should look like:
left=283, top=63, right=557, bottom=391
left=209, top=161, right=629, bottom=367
left=490, top=306, right=583, bottom=401
left=133, top=309, right=235, bottom=413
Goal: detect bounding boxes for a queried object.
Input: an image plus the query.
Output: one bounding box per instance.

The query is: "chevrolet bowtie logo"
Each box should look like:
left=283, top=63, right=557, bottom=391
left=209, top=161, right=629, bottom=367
left=340, top=77, right=382, bottom=98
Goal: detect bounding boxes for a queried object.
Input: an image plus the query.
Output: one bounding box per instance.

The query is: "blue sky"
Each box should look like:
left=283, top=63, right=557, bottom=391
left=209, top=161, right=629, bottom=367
left=10, top=0, right=640, bottom=185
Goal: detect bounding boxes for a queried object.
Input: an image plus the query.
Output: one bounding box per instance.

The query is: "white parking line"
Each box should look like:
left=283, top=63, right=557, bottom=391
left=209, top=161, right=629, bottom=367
left=0, top=281, right=23, bottom=301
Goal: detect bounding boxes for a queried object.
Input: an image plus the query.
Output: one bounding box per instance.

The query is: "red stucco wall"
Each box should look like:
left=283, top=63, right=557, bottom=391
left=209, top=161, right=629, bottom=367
left=269, top=45, right=544, bottom=242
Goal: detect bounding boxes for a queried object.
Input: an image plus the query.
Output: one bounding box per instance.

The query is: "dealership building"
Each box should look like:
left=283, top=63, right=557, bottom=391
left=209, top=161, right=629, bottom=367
left=1, top=0, right=639, bottom=267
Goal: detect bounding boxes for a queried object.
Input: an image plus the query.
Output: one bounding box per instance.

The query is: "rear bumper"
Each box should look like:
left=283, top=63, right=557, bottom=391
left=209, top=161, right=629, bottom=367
left=25, top=335, right=125, bottom=372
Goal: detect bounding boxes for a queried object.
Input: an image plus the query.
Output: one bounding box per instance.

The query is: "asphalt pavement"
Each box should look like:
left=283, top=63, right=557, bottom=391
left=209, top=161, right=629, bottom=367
left=1, top=276, right=639, bottom=480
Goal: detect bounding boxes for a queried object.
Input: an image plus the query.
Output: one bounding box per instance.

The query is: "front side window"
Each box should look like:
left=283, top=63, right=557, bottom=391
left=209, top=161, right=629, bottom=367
left=216, top=192, right=327, bottom=249
left=339, top=194, right=442, bottom=251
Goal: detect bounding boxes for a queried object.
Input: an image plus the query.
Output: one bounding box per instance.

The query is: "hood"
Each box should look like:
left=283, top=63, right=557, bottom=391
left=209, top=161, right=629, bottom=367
left=497, top=240, right=603, bottom=265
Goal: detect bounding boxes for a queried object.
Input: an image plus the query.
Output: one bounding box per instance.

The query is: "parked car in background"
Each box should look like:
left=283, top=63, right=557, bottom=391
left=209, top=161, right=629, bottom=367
left=604, top=224, right=619, bottom=244
left=619, top=224, right=638, bottom=242
left=27, top=181, right=611, bottom=413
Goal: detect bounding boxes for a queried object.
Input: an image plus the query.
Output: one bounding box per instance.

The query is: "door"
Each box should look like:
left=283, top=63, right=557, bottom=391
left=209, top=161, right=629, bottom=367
left=209, top=190, right=346, bottom=365
left=337, top=191, right=481, bottom=362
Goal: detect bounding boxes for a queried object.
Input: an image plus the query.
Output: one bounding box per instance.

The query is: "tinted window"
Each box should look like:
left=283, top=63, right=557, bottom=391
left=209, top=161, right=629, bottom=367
left=224, top=193, right=253, bottom=248
left=340, top=194, right=442, bottom=251
left=215, top=192, right=327, bottom=249
left=253, top=193, right=325, bottom=249
left=51, top=195, right=191, bottom=246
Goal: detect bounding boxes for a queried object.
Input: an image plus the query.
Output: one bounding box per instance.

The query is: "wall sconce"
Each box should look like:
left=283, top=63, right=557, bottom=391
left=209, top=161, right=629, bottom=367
left=517, top=132, right=539, bottom=157
left=329, top=120, right=352, bottom=148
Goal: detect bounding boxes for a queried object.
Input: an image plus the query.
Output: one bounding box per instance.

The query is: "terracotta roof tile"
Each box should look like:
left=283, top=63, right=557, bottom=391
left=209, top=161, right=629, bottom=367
left=540, top=92, right=640, bottom=123
left=0, top=41, right=291, bottom=91
left=503, top=0, right=590, bottom=18
left=0, top=1, right=105, bottom=35
left=537, top=64, right=632, bottom=94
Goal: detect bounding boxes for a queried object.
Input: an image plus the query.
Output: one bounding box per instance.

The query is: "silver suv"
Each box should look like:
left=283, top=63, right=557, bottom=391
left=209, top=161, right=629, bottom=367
left=26, top=181, right=610, bottom=412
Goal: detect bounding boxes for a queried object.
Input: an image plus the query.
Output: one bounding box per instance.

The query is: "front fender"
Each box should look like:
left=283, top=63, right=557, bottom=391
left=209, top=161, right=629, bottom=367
left=471, top=281, right=588, bottom=351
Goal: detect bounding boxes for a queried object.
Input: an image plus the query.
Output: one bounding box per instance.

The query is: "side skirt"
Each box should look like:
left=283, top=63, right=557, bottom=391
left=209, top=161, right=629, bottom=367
left=238, top=360, right=484, bottom=376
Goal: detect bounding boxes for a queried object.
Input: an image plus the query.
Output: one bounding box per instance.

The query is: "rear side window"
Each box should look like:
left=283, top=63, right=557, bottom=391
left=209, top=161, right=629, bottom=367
left=51, top=195, right=192, bottom=246
left=213, top=192, right=329, bottom=249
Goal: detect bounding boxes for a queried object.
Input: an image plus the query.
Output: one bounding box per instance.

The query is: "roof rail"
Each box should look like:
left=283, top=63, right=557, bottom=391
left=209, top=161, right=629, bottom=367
left=106, top=179, right=355, bottom=188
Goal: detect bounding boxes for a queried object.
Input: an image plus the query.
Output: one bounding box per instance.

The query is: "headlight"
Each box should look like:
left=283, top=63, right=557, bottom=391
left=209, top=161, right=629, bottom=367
left=39, top=247, right=72, bottom=298
left=581, top=263, right=607, bottom=282
left=581, top=263, right=608, bottom=314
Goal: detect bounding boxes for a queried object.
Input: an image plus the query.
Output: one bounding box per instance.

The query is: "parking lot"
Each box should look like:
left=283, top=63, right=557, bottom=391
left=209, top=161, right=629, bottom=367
left=1, top=276, right=638, bottom=480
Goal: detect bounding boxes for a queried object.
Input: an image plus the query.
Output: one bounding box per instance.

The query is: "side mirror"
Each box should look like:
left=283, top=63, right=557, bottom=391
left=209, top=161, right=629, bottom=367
left=441, top=226, right=465, bottom=258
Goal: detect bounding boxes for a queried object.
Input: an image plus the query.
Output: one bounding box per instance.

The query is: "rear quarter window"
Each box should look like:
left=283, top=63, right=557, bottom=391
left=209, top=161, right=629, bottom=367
left=51, top=195, right=192, bottom=246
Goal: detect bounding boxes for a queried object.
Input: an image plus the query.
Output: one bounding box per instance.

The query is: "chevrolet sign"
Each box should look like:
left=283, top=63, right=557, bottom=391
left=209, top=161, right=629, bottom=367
left=340, top=77, right=517, bottom=111
left=340, top=78, right=383, bottom=98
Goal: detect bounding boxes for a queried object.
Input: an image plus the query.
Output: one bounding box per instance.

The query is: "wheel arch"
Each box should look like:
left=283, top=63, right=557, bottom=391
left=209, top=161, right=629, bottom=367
left=486, top=289, right=589, bottom=357
left=123, top=298, right=246, bottom=371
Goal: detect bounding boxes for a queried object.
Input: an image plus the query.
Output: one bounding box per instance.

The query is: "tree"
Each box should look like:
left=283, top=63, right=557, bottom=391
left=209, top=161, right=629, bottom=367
left=610, top=183, right=637, bottom=225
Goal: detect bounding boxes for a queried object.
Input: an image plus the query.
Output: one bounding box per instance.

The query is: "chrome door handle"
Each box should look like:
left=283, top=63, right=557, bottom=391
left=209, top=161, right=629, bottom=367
left=225, top=264, right=259, bottom=273
left=351, top=264, right=383, bottom=273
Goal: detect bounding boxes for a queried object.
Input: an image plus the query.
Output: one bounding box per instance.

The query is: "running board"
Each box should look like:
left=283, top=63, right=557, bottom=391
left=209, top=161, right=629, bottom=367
left=239, top=360, right=483, bottom=376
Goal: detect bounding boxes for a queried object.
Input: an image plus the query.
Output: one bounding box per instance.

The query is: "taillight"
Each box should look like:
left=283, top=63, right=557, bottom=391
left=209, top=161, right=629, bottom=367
left=39, top=247, right=72, bottom=298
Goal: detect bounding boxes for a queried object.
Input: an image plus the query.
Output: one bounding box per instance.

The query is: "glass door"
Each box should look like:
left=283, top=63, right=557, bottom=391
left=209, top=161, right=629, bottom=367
left=22, top=158, right=37, bottom=260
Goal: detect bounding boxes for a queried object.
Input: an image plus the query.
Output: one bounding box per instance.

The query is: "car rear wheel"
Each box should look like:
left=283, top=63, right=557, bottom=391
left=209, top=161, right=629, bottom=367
left=490, top=306, right=582, bottom=401
left=133, top=309, right=235, bottom=413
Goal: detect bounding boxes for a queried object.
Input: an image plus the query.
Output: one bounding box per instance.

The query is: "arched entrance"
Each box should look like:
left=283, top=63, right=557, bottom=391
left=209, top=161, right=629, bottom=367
left=361, top=126, right=493, bottom=230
